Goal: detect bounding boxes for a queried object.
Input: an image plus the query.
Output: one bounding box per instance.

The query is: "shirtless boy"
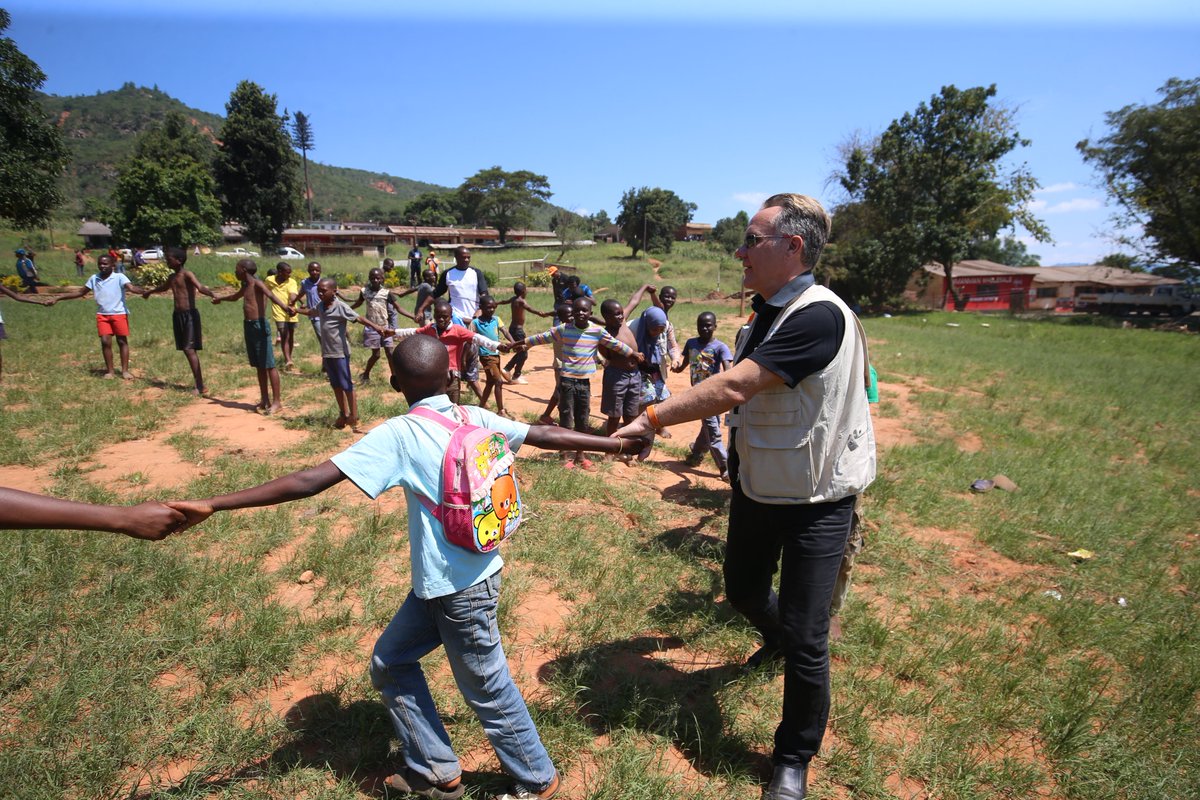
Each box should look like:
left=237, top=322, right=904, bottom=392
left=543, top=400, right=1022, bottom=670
left=213, top=259, right=294, bottom=414
left=498, top=281, right=553, bottom=384
left=143, top=246, right=216, bottom=395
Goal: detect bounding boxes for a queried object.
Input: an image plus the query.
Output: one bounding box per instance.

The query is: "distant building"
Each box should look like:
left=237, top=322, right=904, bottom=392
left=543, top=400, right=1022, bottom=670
left=77, top=220, right=112, bottom=249
left=384, top=225, right=556, bottom=248
left=283, top=224, right=394, bottom=258
left=907, top=260, right=1034, bottom=312
left=1018, top=265, right=1181, bottom=312
left=278, top=223, right=556, bottom=256
left=676, top=222, right=712, bottom=242
left=906, top=260, right=1181, bottom=312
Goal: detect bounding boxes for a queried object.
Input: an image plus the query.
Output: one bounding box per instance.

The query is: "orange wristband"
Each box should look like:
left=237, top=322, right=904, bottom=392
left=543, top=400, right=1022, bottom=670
left=646, top=404, right=663, bottom=430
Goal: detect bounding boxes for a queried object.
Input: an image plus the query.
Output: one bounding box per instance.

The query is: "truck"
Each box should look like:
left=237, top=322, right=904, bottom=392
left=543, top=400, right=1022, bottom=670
left=1075, top=285, right=1195, bottom=316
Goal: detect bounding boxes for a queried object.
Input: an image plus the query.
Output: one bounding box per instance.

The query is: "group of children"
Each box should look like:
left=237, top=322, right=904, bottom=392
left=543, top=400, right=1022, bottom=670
left=3, top=251, right=735, bottom=478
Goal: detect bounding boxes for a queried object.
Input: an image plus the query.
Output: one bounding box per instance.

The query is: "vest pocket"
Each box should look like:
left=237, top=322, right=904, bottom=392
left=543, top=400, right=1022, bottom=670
left=740, top=417, right=815, bottom=499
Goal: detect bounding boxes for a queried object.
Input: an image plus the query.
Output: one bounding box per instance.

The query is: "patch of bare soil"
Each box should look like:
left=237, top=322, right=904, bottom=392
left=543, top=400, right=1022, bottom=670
left=82, top=438, right=204, bottom=494
left=3, top=386, right=312, bottom=498
left=879, top=375, right=987, bottom=454
left=0, top=463, right=52, bottom=493
left=907, top=525, right=1037, bottom=598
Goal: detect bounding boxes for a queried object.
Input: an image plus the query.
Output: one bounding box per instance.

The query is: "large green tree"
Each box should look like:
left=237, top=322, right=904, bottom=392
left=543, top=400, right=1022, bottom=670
left=110, top=112, right=222, bottom=248
left=213, top=81, right=301, bottom=250
left=839, top=84, right=1048, bottom=308
left=0, top=9, right=70, bottom=227
left=967, top=234, right=1040, bottom=266
left=823, top=200, right=906, bottom=308
left=457, top=167, right=551, bottom=243
left=616, top=186, right=696, bottom=257
left=548, top=209, right=592, bottom=259
left=1098, top=252, right=1145, bottom=272
left=402, top=191, right=460, bottom=227
left=1078, top=77, right=1200, bottom=282
left=588, top=209, right=611, bottom=233
left=710, top=210, right=750, bottom=254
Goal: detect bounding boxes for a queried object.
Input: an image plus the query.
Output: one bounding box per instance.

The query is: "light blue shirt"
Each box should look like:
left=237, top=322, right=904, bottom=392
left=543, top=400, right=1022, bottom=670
left=86, top=272, right=132, bottom=315
left=330, top=395, right=530, bottom=599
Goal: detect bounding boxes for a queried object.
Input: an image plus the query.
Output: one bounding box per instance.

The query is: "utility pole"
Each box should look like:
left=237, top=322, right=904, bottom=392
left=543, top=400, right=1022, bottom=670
left=642, top=212, right=648, bottom=259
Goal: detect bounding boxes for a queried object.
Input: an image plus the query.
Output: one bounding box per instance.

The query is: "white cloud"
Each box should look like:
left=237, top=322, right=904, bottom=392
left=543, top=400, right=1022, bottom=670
left=1027, top=197, right=1102, bottom=214
left=732, top=192, right=768, bottom=207
left=1046, top=198, right=1103, bottom=214
left=1037, top=182, right=1079, bottom=194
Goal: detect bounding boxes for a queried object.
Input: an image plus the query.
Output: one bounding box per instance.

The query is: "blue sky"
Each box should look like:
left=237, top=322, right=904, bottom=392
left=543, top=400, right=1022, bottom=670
left=9, top=1, right=1199, bottom=265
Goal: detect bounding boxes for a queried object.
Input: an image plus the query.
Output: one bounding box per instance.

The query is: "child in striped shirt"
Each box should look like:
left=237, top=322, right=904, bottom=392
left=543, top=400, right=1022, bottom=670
left=518, top=297, right=641, bottom=469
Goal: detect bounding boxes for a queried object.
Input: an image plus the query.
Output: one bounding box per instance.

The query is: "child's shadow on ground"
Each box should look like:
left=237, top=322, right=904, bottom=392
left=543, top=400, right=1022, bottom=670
left=541, top=635, right=771, bottom=783
left=657, top=470, right=729, bottom=512
left=266, top=693, right=510, bottom=796
left=200, top=395, right=264, bottom=413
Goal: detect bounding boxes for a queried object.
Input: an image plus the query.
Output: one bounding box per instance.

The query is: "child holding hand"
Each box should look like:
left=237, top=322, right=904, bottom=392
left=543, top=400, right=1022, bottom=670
left=166, top=335, right=645, bottom=800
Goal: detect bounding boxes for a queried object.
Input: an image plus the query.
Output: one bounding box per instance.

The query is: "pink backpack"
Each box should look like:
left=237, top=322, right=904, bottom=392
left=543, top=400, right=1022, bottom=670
left=408, top=406, right=523, bottom=554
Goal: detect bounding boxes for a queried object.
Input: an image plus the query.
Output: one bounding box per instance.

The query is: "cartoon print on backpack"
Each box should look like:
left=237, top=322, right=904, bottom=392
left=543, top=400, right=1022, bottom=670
left=473, top=432, right=508, bottom=476
left=473, top=470, right=520, bottom=552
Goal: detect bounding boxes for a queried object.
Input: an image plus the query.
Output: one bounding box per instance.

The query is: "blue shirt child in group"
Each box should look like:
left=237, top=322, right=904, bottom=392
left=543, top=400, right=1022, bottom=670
left=675, top=311, right=734, bottom=478
left=331, top=395, right=526, bottom=598
left=86, top=271, right=134, bottom=315
left=682, top=336, right=733, bottom=386
left=168, top=334, right=642, bottom=800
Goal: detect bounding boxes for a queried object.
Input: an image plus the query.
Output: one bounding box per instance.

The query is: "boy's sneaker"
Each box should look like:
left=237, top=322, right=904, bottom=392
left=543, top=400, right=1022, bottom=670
left=490, top=773, right=560, bottom=799
left=383, top=768, right=465, bottom=799
left=513, top=376, right=529, bottom=385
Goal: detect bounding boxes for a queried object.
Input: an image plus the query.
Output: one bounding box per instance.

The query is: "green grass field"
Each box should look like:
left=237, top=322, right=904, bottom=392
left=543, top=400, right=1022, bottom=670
left=0, top=239, right=1197, bottom=799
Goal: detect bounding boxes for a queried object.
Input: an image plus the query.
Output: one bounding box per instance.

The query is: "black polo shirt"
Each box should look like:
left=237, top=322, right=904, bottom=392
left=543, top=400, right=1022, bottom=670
left=739, top=296, right=844, bottom=388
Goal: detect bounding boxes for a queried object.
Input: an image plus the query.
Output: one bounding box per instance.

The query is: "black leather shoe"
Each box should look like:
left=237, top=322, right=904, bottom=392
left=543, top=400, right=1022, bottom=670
left=742, top=644, right=784, bottom=673
left=761, top=764, right=807, bottom=799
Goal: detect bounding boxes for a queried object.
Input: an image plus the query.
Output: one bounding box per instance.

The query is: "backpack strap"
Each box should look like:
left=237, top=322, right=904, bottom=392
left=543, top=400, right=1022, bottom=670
left=408, top=404, right=464, bottom=430
left=406, top=405, right=468, bottom=517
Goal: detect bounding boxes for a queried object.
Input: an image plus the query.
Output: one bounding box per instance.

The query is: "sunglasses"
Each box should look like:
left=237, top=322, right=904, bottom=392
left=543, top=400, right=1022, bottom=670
left=742, top=233, right=791, bottom=249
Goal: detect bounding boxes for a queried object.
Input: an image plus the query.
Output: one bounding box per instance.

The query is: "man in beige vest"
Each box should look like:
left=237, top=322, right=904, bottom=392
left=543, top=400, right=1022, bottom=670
left=616, top=193, right=875, bottom=800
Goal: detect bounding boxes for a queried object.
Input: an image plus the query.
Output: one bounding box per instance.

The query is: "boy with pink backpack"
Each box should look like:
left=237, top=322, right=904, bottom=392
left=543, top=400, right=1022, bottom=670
left=165, top=334, right=643, bottom=800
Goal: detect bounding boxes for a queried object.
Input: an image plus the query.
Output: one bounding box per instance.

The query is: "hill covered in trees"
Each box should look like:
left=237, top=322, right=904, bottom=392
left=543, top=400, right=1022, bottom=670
left=38, top=83, right=455, bottom=224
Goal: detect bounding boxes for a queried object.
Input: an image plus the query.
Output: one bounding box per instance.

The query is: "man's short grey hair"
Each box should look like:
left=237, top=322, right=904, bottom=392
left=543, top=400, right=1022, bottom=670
left=762, top=193, right=831, bottom=271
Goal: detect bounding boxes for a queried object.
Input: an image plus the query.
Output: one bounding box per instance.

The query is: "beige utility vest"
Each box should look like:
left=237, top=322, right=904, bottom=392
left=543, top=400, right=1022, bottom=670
left=728, top=285, right=876, bottom=504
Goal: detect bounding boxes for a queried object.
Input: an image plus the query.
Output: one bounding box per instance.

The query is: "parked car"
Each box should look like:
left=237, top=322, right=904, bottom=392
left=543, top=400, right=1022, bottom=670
left=215, top=247, right=260, bottom=258
left=140, top=246, right=164, bottom=261
left=275, top=247, right=305, bottom=260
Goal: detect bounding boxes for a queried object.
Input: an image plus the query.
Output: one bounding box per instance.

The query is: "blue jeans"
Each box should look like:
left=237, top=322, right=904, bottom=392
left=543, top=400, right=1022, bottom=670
left=691, top=414, right=728, bottom=473
left=370, top=571, right=556, bottom=793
